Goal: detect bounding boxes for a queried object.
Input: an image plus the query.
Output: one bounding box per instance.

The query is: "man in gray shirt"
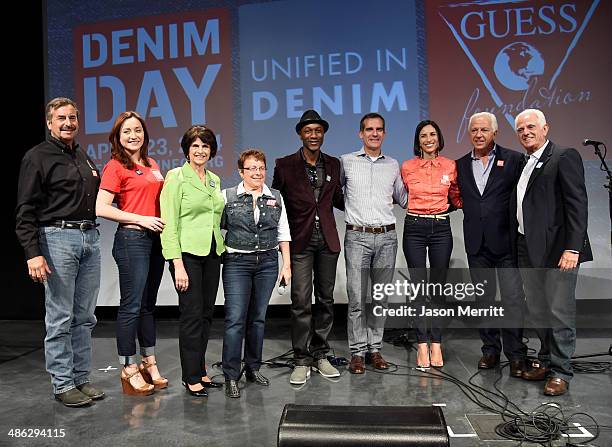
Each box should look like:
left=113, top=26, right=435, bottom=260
left=340, top=112, right=407, bottom=374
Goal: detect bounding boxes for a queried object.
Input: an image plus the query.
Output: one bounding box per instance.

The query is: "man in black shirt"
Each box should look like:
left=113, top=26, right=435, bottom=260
left=16, top=97, right=104, bottom=407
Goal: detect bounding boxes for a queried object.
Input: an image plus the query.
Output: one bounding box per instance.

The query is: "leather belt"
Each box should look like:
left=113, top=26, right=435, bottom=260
left=346, top=224, right=395, bottom=234
left=406, top=212, right=449, bottom=220
left=47, top=220, right=98, bottom=230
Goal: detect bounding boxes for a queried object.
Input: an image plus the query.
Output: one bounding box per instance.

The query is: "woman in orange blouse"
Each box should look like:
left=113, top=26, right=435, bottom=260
left=401, top=120, right=462, bottom=369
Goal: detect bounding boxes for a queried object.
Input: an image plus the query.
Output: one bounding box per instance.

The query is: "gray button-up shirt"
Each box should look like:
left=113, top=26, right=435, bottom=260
left=340, top=148, right=407, bottom=226
left=471, top=145, right=496, bottom=195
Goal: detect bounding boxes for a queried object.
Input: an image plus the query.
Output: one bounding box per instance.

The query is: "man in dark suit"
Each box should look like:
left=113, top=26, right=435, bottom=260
left=456, top=112, right=527, bottom=377
left=512, top=108, right=592, bottom=396
left=272, top=110, right=344, bottom=385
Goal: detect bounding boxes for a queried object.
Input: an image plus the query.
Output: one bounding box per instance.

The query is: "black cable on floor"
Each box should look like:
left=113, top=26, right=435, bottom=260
left=368, top=345, right=609, bottom=446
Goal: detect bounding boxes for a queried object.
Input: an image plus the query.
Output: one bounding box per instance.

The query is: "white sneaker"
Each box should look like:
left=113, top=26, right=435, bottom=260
left=289, top=365, right=311, bottom=385
left=313, top=358, right=340, bottom=378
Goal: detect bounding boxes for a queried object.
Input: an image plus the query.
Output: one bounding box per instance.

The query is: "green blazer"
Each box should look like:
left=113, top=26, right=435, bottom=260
left=160, top=162, right=225, bottom=259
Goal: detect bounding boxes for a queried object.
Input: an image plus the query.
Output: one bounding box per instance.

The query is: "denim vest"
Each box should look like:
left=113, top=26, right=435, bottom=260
left=223, top=186, right=282, bottom=251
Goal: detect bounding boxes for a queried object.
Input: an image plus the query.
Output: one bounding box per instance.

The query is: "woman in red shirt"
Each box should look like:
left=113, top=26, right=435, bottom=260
left=96, top=111, right=167, bottom=395
left=401, top=120, right=462, bottom=369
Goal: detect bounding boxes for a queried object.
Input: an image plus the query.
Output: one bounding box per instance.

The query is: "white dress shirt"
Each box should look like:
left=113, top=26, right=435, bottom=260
left=516, top=141, right=548, bottom=235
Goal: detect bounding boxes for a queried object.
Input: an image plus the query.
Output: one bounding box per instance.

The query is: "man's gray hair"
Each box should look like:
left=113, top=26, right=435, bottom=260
left=45, top=97, right=79, bottom=122
left=469, top=112, right=498, bottom=132
left=515, top=109, right=546, bottom=129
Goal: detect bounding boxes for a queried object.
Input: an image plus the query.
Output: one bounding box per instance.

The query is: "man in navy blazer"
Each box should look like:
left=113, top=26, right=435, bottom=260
left=272, top=110, right=344, bottom=385
left=456, top=112, right=527, bottom=377
left=511, top=109, right=592, bottom=396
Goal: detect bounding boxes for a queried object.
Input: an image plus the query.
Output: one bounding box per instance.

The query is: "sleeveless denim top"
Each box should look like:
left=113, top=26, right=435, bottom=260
left=223, top=186, right=283, bottom=251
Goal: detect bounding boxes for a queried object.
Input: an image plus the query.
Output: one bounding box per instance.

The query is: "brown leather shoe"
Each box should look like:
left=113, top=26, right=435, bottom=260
left=521, top=362, right=548, bottom=381
left=348, top=355, right=365, bottom=374
left=478, top=354, right=500, bottom=369
left=366, top=352, right=389, bottom=370
left=509, top=360, right=525, bottom=378
left=544, top=377, right=569, bottom=396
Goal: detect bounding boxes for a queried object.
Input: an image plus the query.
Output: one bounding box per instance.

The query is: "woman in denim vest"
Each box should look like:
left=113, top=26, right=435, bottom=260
left=221, top=149, right=292, bottom=398
left=160, top=125, right=226, bottom=397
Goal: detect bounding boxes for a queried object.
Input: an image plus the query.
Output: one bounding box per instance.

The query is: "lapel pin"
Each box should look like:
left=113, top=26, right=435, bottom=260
left=536, top=162, right=543, bottom=169
left=497, top=160, right=504, bottom=167
left=326, top=175, right=331, bottom=182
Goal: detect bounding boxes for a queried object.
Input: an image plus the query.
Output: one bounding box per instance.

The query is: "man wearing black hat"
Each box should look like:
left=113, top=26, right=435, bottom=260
left=272, top=110, right=344, bottom=385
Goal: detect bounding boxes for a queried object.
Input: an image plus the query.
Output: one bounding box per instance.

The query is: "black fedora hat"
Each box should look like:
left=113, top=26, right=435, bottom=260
left=295, top=109, right=329, bottom=134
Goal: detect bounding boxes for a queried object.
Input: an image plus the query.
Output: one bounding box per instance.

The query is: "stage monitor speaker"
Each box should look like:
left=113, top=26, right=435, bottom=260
left=278, top=404, right=449, bottom=447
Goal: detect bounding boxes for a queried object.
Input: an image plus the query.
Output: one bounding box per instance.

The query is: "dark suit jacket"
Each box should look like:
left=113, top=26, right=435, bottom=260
left=510, top=141, right=592, bottom=268
left=457, top=145, right=523, bottom=256
left=272, top=149, right=344, bottom=254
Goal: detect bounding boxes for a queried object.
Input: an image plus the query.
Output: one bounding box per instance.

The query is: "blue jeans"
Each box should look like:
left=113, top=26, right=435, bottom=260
left=344, top=229, right=398, bottom=356
left=112, top=228, right=165, bottom=365
left=38, top=226, right=100, bottom=394
left=402, top=215, right=452, bottom=343
left=222, top=250, right=278, bottom=380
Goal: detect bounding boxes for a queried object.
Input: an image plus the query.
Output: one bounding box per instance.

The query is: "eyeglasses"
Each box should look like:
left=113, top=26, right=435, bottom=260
left=307, top=165, right=318, bottom=188
left=242, top=166, right=266, bottom=172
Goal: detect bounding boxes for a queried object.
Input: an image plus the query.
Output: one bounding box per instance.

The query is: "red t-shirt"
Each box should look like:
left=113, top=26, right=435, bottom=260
left=100, top=158, right=164, bottom=217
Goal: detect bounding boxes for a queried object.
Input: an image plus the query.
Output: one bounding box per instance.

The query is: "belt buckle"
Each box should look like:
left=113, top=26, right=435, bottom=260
left=79, top=222, right=88, bottom=230
left=372, top=227, right=383, bottom=234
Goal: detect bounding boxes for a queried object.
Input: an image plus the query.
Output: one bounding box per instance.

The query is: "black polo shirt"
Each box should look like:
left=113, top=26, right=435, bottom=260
left=15, top=136, right=101, bottom=259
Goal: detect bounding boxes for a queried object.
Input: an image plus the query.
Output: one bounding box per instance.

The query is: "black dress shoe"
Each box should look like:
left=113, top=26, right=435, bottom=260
left=202, top=380, right=223, bottom=389
left=225, top=380, right=240, bottom=398
left=183, top=382, right=208, bottom=397
left=509, top=360, right=525, bottom=378
left=245, top=370, right=270, bottom=386
left=478, top=354, right=500, bottom=369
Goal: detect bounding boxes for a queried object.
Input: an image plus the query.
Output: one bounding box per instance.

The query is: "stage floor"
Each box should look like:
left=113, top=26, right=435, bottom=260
left=1, top=320, right=610, bottom=446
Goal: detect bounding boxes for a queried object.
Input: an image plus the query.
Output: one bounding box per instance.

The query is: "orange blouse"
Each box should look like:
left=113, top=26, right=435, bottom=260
left=401, top=156, right=462, bottom=214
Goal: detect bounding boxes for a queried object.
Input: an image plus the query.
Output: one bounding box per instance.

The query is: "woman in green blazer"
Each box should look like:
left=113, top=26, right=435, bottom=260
left=160, top=125, right=225, bottom=397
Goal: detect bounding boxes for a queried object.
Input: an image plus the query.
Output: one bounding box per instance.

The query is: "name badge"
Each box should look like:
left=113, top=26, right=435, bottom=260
left=135, top=169, right=143, bottom=175
left=151, top=169, right=164, bottom=181
left=497, top=160, right=504, bottom=167
left=441, top=174, right=450, bottom=185
left=266, top=199, right=277, bottom=206
left=326, top=175, right=331, bottom=182
left=92, top=170, right=98, bottom=177
left=535, top=162, right=543, bottom=169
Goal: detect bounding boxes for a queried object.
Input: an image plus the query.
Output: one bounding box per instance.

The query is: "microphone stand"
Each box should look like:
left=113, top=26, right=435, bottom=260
left=590, top=142, right=611, bottom=247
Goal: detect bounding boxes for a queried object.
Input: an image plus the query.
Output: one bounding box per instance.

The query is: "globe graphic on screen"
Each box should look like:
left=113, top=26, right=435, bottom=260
left=493, top=42, right=545, bottom=91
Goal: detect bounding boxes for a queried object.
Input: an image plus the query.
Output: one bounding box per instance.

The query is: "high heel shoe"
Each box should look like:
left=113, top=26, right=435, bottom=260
left=140, top=359, right=169, bottom=390
left=416, top=343, right=430, bottom=369
left=430, top=343, right=444, bottom=368
left=183, top=382, right=208, bottom=397
left=121, top=368, right=155, bottom=396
